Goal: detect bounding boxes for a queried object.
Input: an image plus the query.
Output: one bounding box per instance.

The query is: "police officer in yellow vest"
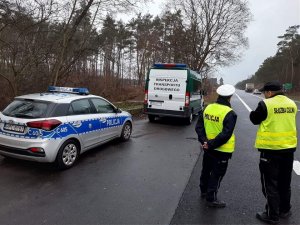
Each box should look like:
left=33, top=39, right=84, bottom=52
left=195, top=84, right=237, bottom=208
left=250, top=81, right=297, bottom=224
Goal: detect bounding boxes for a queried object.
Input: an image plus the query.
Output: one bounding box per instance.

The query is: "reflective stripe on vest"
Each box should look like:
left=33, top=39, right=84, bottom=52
left=203, top=103, right=235, bottom=153
left=255, top=95, right=297, bottom=150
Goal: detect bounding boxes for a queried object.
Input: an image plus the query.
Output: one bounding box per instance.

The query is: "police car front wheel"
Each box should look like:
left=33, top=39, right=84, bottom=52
left=56, top=140, right=79, bottom=169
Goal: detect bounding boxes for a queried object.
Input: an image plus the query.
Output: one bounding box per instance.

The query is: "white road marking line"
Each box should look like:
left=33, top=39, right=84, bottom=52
left=235, top=93, right=252, bottom=112
left=293, top=160, right=300, bottom=175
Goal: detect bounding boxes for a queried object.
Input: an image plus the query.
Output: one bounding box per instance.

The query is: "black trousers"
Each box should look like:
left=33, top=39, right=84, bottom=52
left=200, top=150, right=230, bottom=202
left=259, top=151, right=294, bottom=219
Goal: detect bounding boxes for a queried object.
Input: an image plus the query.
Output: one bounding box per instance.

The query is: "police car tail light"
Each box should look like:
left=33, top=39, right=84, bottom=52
left=185, top=92, right=190, bottom=106
left=27, top=119, right=62, bottom=131
left=144, top=90, right=148, bottom=104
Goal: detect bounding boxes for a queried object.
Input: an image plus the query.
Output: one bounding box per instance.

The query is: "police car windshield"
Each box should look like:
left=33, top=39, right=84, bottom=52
left=2, top=99, right=49, bottom=118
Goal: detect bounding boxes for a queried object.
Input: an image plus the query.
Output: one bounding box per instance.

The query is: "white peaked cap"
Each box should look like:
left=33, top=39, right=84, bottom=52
left=216, top=84, right=235, bottom=96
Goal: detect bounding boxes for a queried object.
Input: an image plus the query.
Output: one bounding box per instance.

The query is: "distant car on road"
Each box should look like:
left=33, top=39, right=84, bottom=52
left=0, top=86, right=132, bottom=169
left=245, top=83, right=254, bottom=92
left=253, top=89, right=262, bottom=95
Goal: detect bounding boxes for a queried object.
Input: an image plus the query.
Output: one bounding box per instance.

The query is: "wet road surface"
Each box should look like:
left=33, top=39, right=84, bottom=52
left=1, top=90, right=300, bottom=224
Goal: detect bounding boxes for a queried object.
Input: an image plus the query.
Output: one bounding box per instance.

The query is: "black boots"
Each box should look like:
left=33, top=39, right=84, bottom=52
left=279, top=210, right=292, bottom=219
left=256, top=212, right=279, bottom=224
left=206, top=199, right=226, bottom=208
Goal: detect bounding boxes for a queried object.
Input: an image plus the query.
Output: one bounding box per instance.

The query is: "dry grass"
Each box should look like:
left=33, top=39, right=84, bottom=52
left=114, top=101, right=144, bottom=119
left=0, top=74, right=145, bottom=110
left=114, top=101, right=143, bottom=110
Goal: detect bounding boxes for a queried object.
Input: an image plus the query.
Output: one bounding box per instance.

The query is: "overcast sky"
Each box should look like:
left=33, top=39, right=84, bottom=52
left=138, top=0, right=300, bottom=85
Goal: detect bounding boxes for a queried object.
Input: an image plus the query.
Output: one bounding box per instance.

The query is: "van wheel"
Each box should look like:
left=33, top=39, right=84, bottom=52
left=120, top=121, right=132, bottom=141
left=185, top=113, right=193, bottom=125
left=55, top=140, right=79, bottom=170
left=148, top=115, right=155, bottom=122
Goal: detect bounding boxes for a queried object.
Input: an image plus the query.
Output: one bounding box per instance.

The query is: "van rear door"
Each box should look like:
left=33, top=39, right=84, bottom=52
left=148, top=68, right=187, bottom=112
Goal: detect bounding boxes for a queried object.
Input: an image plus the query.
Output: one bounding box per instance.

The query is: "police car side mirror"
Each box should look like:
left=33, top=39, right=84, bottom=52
left=115, top=108, right=122, bottom=113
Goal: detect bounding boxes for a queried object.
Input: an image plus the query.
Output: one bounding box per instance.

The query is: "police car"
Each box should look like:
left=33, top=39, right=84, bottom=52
left=0, top=86, right=132, bottom=169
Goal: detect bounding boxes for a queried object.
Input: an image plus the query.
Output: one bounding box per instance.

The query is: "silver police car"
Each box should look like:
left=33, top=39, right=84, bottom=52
left=0, top=86, right=133, bottom=169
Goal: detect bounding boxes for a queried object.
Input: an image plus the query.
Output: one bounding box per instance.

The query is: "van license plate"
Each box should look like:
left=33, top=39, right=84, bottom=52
left=3, top=123, right=25, bottom=133
left=151, top=101, right=162, bottom=106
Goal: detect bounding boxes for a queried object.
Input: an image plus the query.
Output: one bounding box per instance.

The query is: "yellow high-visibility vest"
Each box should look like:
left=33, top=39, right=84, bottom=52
left=203, top=103, right=235, bottom=153
left=255, top=95, right=297, bottom=150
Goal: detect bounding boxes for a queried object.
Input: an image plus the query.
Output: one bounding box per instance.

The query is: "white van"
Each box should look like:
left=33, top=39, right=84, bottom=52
left=144, top=63, right=204, bottom=124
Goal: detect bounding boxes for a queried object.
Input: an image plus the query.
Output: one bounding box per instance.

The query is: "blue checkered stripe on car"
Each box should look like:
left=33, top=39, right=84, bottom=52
left=0, top=116, right=130, bottom=139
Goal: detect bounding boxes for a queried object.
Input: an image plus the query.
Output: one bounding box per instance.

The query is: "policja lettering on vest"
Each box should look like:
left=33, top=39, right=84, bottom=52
left=204, top=113, right=220, bottom=122
left=195, top=84, right=237, bottom=208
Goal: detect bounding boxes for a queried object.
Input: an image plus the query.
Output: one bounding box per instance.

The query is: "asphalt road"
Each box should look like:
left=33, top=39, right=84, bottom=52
left=0, top=90, right=299, bottom=224
left=171, top=89, right=300, bottom=224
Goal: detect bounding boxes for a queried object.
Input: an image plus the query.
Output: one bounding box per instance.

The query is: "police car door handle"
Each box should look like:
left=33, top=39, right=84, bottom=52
left=88, top=123, right=92, bottom=129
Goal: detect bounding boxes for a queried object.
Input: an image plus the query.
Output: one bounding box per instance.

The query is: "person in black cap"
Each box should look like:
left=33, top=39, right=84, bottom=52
left=250, top=81, right=298, bottom=224
left=195, top=84, right=237, bottom=208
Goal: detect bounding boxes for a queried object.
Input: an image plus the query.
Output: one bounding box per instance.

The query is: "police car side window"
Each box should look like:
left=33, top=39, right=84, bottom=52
left=69, top=99, right=93, bottom=115
left=51, top=103, right=69, bottom=117
left=90, top=98, right=115, bottom=114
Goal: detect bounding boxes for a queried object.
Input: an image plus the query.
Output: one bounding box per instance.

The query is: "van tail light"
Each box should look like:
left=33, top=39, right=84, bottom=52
left=27, top=119, right=62, bottom=131
left=185, top=92, right=190, bottom=107
left=144, top=90, right=148, bottom=104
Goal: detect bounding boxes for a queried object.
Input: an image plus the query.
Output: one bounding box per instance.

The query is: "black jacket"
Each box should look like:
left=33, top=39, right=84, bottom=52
left=249, top=94, right=296, bottom=154
left=195, top=96, right=237, bottom=155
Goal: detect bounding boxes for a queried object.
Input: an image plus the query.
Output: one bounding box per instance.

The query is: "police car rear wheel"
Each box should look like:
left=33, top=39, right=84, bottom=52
left=56, top=140, right=79, bottom=169
left=120, top=122, right=132, bottom=141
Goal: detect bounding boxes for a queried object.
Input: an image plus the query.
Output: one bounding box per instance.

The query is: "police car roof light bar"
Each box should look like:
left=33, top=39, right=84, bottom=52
left=153, top=63, right=187, bottom=68
left=48, top=86, right=89, bottom=95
